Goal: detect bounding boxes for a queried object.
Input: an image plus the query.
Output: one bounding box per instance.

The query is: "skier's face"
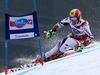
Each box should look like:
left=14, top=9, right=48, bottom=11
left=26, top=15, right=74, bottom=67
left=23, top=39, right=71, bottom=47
left=71, top=20, right=79, bottom=25
left=70, top=17, right=79, bottom=26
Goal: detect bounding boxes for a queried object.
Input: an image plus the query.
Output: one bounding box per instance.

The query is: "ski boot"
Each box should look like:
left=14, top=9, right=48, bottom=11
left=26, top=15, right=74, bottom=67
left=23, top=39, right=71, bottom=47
left=43, top=50, right=64, bottom=62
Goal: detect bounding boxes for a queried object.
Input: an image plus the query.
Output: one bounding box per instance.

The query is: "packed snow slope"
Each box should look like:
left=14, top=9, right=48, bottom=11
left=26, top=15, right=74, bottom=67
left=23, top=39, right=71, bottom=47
left=0, top=42, right=100, bottom=75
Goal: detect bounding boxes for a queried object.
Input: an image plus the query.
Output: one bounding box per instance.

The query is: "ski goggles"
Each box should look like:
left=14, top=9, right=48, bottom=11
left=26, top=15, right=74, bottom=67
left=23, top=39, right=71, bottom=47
left=70, top=17, right=78, bottom=21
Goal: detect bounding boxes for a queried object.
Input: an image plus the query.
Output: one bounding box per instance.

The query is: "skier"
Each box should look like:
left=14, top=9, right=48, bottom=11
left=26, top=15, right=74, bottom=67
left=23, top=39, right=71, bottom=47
left=43, top=8, right=94, bottom=62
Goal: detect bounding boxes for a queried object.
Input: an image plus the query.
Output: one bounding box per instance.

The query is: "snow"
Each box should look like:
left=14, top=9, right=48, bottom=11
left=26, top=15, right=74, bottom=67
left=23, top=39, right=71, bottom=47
left=0, top=42, right=100, bottom=75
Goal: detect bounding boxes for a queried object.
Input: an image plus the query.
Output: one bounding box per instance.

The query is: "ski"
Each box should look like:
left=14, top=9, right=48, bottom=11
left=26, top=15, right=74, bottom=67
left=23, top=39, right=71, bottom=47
left=63, top=50, right=79, bottom=57
left=46, top=50, right=79, bottom=61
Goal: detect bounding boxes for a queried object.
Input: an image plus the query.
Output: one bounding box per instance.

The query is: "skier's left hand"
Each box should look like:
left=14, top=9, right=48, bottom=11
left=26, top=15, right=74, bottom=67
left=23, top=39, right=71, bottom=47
left=75, top=44, right=85, bottom=52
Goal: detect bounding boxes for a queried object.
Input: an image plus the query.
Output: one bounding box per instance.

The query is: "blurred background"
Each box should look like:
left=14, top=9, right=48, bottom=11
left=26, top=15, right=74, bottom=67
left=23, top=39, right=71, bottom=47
left=0, top=0, right=100, bottom=72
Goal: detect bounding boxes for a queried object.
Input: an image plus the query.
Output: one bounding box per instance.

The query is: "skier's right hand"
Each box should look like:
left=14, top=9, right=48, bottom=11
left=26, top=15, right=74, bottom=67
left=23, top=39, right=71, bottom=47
left=44, top=29, right=55, bottom=38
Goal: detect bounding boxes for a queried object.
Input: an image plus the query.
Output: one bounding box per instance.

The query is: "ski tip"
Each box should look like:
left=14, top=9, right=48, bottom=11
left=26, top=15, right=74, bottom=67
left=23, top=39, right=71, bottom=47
left=38, top=58, right=44, bottom=66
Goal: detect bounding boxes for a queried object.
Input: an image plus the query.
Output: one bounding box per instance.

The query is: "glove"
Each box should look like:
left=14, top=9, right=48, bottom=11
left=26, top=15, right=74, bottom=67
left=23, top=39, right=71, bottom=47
left=44, top=29, right=55, bottom=38
left=75, top=44, right=85, bottom=52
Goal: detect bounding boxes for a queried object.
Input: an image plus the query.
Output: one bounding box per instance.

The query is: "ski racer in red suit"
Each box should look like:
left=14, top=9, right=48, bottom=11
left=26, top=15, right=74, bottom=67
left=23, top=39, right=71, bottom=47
left=43, top=8, right=94, bottom=61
